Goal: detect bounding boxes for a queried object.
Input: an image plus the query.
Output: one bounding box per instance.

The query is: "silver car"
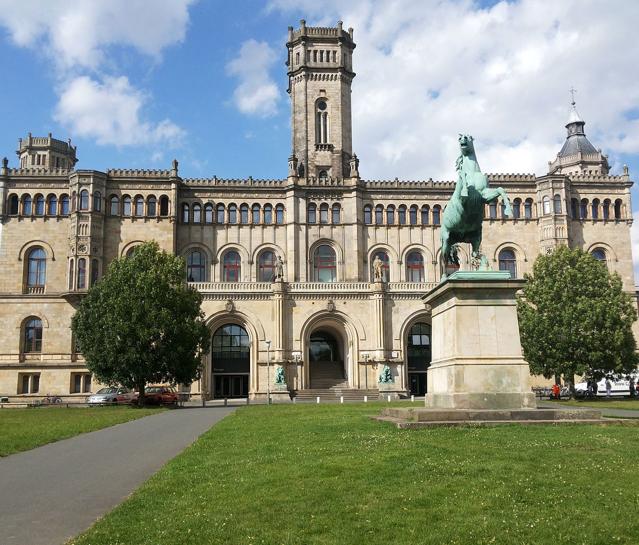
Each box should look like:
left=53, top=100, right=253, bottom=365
left=87, top=387, right=133, bottom=405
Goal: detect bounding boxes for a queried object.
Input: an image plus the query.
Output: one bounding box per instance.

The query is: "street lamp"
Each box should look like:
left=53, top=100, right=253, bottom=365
left=265, top=340, right=271, bottom=404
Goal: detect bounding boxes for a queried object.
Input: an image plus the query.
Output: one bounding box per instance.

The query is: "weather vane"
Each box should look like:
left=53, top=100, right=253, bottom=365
left=569, top=86, right=577, bottom=106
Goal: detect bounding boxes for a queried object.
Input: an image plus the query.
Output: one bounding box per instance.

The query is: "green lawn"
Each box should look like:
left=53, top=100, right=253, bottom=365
left=70, top=402, right=639, bottom=545
left=550, top=399, right=639, bottom=411
left=0, top=406, right=161, bottom=456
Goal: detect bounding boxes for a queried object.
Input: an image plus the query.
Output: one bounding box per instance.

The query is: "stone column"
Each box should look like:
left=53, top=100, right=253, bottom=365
left=423, top=271, right=536, bottom=409
left=369, top=281, right=387, bottom=360
left=271, top=281, right=285, bottom=361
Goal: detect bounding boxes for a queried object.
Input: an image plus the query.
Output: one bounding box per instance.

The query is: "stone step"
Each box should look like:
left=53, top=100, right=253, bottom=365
left=294, top=389, right=380, bottom=400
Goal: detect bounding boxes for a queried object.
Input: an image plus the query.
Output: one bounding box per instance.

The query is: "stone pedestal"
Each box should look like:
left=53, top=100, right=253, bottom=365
left=423, top=271, right=536, bottom=410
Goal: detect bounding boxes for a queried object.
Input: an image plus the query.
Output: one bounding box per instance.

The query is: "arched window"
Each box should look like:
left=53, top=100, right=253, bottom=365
left=386, top=205, right=395, bottom=225
left=217, top=204, right=225, bottom=224
left=370, top=250, right=390, bottom=281
left=500, top=202, right=507, bottom=219
left=187, top=250, right=206, bottom=282
left=147, top=196, right=157, bottom=217
left=258, top=250, right=276, bottom=281
left=71, top=192, right=76, bottom=212
left=406, top=251, right=424, bottom=282
left=228, top=204, right=237, bottom=224
left=409, top=205, right=418, bottom=225
left=23, top=317, right=43, bottom=353
left=77, top=258, right=86, bottom=289
left=252, top=204, right=260, bottom=224
left=316, top=99, right=329, bottom=144
left=591, top=199, right=600, bottom=220
left=182, top=203, right=190, bottom=223
left=375, top=205, right=383, bottom=225
left=318, top=170, right=328, bottom=181
left=498, top=248, right=517, bottom=278
left=9, top=194, right=19, bottom=215
left=421, top=205, right=430, bottom=225
left=122, top=196, right=132, bottom=216
left=276, top=204, right=285, bottom=224
left=432, top=205, right=441, bottom=225
left=264, top=204, right=273, bottom=224
left=580, top=199, right=588, bottom=220
left=223, top=251, right=241, bottom=281
left=553, top=194, right=562, bottom=214
left=27, top=247, right=46, bottom=288
left=192, top=203, right=201, bottom=223
left=23, top=195, right=32, bottom=216
left=159, top=195, right=169, bottom=216
left=211, top=324, right=250, bottom=388
left=68, top=258, right=74, bottom=290
left=591, top=247, right=607, bottom=263
left=34, top=194, right=44, bottom=216
left=512, top=198, right=521, bottom=219
left=364, top=205, right=372, bottom=225
left=320, top=203, right=329, bottom=224
left=60, top=194, right=70, bottom=215
left=407, top=322, right=431, bottom=395
left=47, top=194, right=57, bottom=215
left=331, top=204, right=340, bottom=224
left=110, top=195, right=119, bottom=216
left=91, top=259, right=99, bottom=286
left=308, top=203, right=317, bottom=224
left=240, top=204, right=249, bottom=224
left=80, top=189, right=89, bottom=211
left=614, top=199, right=622, bottom=220
left=542, top=196, right=551, bottom=215
left=603, top=199, right=610, bottom=220
left=205, top=203, right=214, bottom=224
left=93, top=192, right=102, bottom=212
left=135, top=196, right=144, bottom=217
left=524, top=198, right=533, bottom=219
left=398, top=205, right=407, bottom=225
left=570, top=198, right=578, bottom=218
left=126, top=246, right=138, bottom=258
left=489, top=202, right=497, bottom=219
left=314, top=245, right=336, bottom=282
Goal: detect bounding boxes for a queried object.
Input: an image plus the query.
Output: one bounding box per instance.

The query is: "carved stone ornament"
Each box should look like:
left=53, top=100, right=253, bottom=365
left=225, top=299, right=235, bottom=313
left=78, top=244, right=87, bottom=254
left=424, top=303, right=432, bottom=313
left=327, top=299, right=335, bottom=312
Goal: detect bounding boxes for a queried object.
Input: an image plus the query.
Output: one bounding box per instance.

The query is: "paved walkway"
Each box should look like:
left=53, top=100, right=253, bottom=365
left=0, top=406, right=235, bottom=545
left=537, top=400, right=639, bottom=419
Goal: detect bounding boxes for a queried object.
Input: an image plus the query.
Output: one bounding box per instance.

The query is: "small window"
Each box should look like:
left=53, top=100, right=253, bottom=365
left=228, top=204, right=237, bottom=224
left=498, top=248, right=517, bottom=278
left=525, top=199, right=533, bottom=219
left=23, top=317, right=43, bottom=353
left=60, top=194, right=70, bottom=215
left=182, top=203, right=190, bottom=223
left=159, top=195, right=169, bottom=216
left=223, top=251, right=241, bottom=282
left=512, top=199, right=521, bottom=219
left=320, top=203, right=329, bottom=224
left=614, top=199, right=622, bottom=220
left=110, top=196, right=119, bottom=216
left=80, top=190, right=89, bottom=211
left=276, top=204, right=285, bottom=224
left=187, top=250, right=206, bottom=282
left=240, top=204, right=249, bottom=224
left=421, top=205, right=430, bottom=225
left=27, top=247, right=47, bottom=288
left=252, top=204, right=260, bottom=224
left=264, top=204, right=273, bottom=225
left=386, top=205, right=395, bottom=225
left=591, top=199, right=600, bottom=220
left=94, top=192, right=102, bottom=212
left=318, top=170, right=328, bottom=181
left=205, top=203, right=214, bottom=224
left=9, top=194, right=19, bottom=215
left=193, top=203, right=201, bottom=224
left=308, top=204, right=317, bottom=224
left=71, top=373, right=92, bottom=394
left=591, top=248, right=606, bottom=263
left=19, top=373, right=40, bottom=394
left=331, top=204, right=340, bottom=224
left=553, top=194, right=562, bottom=214
left=489, top=202, right=497, bottom=219
left=543, top=196, right=551, bottom=215
left=122, top=196, right=132, bottom=216
left=375, top=205, right=383, bottom=225
left=23, top=195, right=32, bottom=216
left=603, top=200, right=610, bottom=220
left=135, top=196, right=144, bottom=217
left=47, top=195, right=57, bottom=216
left=398, top=205, right=407, bottom=225
left=432, top=205, right=441, bottom=225
left=147, top=196, right=157, bottom=217
left=580, top=199, right=588, bottom=220
left=409, top=206, right=418, bottom=225
left=34, top=195, right=45, bottom=216
left=406, top=251, right=424, bottom=282
left=364, top=205, right=372, bottom=225
left=77, top=258, right=86, bottom=289
left=217, top=204, right=225, bottom=224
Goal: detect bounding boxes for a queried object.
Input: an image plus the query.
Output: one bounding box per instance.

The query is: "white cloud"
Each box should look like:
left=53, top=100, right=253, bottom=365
left=0, top=0, right=196, bottom=69
left=268, top=0, right=639, bottom=180
left=226, top=39, right=279, bottom=117
left=54, top=76, right=185, bottom=147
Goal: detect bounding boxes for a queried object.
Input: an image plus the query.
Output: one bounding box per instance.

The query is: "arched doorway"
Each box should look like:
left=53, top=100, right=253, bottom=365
left=212, top=324, right=250, bottom=398
left=309, top=329, right=345, bottom=388
left=407, top=322, right=431, bottom=396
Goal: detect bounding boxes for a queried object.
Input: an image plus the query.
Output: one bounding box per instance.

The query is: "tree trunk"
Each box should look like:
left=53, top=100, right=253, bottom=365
left=137, top=381, right=146, bottom=407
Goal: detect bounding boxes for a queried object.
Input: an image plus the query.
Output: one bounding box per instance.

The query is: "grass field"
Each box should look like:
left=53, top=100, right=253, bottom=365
left=550, top=398, right=639, bottom=411
left=0, top=406, right=161, bottom=456
left=70, top=402, right=639, bottom=545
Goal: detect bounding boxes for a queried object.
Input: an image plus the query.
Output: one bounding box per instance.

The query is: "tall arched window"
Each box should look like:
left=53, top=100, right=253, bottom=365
left=159, top=195, right=169, bottom=216
left=308, top=203, right=317, bottom=224
left=47, top=194, right=57, bottom=215
left=80, top=189, right=89, bottom=211
left=553, top=194, right=562, bottom=214
left=217, top=204, right=225, bottom=224
left=205, top=203, right=214, bottom=224
left=34, top=194, right=45, bottom=216
left=240, top=204, right=249, bottom=224
left=398, top=205, right=407, bottom=225
left=147, top=196, right=157, bottom=217
left=182, top=203, right=190, bottom=223
left=407, top=322, right=431, bottom=396
left=77, top=258, right=87, bottom=289
left=313, top=245, right=336, bottom=282
left=228, top=204, right=237, bottom=224
left=421, top=205, right=430, bottom=225
left=409, top=205, right=418, bottom=225
left=498, top=248, right=517, bottom=278
left=512, top=198, right=521, bottom=219
left=591, top=247, right=607, bottom=264
left=9, top=194, right=19, bottom=215
left=60, top=194, right=70, bottom=215
left=375, top=205, right=383, bottom=225
left=386, top=205, right=395, bottom=225
left=591, top=199, right=600, bottom=220
left=94, top=192, right=102, bottom=212
left=370, top=250, right=390, bottom=281
left=223, top=251, right=241, bottom=281
left=110, top=195, right=119, bottom=216
left=23, top=195, right=32, bottom=216
left=192, top=203, right=201, bottom=223
left=580, top=199, right=588, bottom=220
left=135, top=196, right=144, bottom=217
left=364, top=205, right=372, bottom=225
left=432, top=205, right=441, bottom=225
left=27, top=247, right=46, bottom=288
left=331, top=204, right=340, bottom=224
left=23, top=317, right=43, bottom=353
left=320, top=203, right=329, bottom=224
left=542, top=196, right=551, bottom=215
left=258, top=250, right=276, bottom=281
left=122, top=196, right=132, bottom=216
left=489, top=202, right=497, bottom=219
left=187, top=250, right=206, bottom=282
left=264, top=204, right=273, bottom=224
left=315, top=99, right=329, bottom=144
left=524, top=198, right=533, bottom=219
left=252, top=204, right=260, bottom=224
left=603, top=199, right=610, bottom=220
left=406, top=251, right=424, bottom=282
left=68, top=258, right=75, bottom=290
left=276, top=204, right=285, bottom=224
left=614, top=199, right=622, bottom=220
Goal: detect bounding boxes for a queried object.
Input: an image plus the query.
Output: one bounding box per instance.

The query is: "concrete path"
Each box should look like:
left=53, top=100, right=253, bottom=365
left=537, top=400, right=639, bottom=419
left=0, top=406, right=235, bottom=545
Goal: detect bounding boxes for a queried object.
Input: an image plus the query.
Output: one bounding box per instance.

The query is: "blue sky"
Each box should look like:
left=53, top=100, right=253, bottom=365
left=1, top=0, right=638, bottom=269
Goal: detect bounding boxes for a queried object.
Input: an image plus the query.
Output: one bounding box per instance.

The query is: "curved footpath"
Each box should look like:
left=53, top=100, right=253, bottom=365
left=0, top=406, right=236, bottom=545
left=537, top=400, right=639, bottom=419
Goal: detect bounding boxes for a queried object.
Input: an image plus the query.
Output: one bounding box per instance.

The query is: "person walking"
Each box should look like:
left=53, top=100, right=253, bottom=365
left=605, top=378, right=612, bottom=398
left=551, top=383, right=561, bottom=400
left=628, top=376, right=635, bottom=398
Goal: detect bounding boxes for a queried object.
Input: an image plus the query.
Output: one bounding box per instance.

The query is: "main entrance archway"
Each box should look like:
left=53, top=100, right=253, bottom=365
left=211, top=324, right=250, bottom=398
left=407, top=322, right=431, bottom=396
left=309, top=329, right=345, bottom=388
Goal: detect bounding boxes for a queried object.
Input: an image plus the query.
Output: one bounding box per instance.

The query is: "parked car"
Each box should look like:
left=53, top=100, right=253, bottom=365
left=574, top=373, right=639, bottom=398
left=131, top=386, right=178, bottom=406
left=87, top=387, right=134, bottom=405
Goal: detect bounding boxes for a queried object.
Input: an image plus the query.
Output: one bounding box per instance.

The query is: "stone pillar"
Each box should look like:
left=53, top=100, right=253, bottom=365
left=369, top=281, right=387, bottom=360
left=272, top=281, right=285, bottom=361
left=423, top=271, right=536, bottom=409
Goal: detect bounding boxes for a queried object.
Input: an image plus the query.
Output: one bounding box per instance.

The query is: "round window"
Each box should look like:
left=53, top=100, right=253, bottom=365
left=317, top=101, right=327, bottom=111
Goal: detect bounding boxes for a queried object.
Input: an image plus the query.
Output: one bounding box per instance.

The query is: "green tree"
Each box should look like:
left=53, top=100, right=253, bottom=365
left=517, top=245, right=638, bottom=385
left=72, top=242, right=210, bottom=404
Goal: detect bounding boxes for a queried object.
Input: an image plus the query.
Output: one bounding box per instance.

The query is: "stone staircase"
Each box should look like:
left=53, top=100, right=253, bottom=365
left=293, top=361, right=379, bottom=401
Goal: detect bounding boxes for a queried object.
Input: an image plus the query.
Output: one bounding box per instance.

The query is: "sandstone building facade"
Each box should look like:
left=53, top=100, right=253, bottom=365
left=0, top=22, right=635, bottom=400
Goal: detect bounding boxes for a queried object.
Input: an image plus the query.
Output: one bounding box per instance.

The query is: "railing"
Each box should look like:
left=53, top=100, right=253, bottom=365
left=24, top=286, right=45, bottom=295
left=288, top=282, right=370, bottom=292
left=388, top=282, right=437, bottom=292
left=190, top=281, right=437, bottom=294
left=189, top=282, right=272, bottom=292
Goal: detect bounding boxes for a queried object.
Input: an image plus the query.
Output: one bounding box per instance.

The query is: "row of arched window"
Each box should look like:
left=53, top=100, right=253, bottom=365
left=8, top=193, right=71, bottom=216
left=182, top=203, right=286, bottom=225
left=570, top=198, right=623, bottom=221
left=109, top=194, right=170, bottom=217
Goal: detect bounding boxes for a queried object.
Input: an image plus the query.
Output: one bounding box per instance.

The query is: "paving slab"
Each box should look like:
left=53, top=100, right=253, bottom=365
left=0, top=406, right=235, bottom=545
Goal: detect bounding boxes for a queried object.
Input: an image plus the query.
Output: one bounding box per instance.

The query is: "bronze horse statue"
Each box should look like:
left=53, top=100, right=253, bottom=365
left=440, top=134, right=512, bottom=278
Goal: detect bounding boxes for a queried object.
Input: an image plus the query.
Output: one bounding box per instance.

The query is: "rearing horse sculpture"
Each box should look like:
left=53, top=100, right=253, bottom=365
left=440, top=134, right=512, bottom=278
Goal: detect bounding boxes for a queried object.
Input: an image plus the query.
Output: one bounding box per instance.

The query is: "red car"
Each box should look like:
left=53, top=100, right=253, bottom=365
left=132, top=386, right=178, bottom=406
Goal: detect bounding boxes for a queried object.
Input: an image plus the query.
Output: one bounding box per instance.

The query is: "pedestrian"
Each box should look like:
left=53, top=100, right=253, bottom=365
left=605, top=378, right=612, bottom=398
left=551, top=383, right=561, bottom=400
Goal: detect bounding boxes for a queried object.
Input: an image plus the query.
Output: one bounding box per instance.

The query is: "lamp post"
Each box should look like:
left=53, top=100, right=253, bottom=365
left=265, top=340, right=271, bottom=404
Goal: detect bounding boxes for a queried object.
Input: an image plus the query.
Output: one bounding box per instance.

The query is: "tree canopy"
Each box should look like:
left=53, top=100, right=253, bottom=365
left=517, top=245, right=638, bottom=382
left=72, top=242, right=210, bottom=402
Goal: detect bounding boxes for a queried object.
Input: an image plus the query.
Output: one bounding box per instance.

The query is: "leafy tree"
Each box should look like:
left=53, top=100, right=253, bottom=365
left=72, top=242, right=210, bottom=404
left=518, top=245, right=638, bottom=385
